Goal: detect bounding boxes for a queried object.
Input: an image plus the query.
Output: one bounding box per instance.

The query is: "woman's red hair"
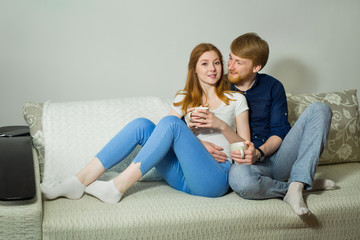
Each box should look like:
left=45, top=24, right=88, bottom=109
left=174, top=43, right=233, bottom=114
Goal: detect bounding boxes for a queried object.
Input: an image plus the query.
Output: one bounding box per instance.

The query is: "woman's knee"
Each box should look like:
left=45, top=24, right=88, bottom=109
left=130, top=118, right=155, bottom=130
left=156, top=115, right=185, bottom=131
left=229, top=165, right=260, bottom=199
left=158, top=115, right=182, bottom=125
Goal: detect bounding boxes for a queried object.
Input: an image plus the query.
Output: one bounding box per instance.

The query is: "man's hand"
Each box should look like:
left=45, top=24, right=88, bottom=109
left=231, top=141, right=257, bottom=165
left=201, top=140, right=228, bottom=163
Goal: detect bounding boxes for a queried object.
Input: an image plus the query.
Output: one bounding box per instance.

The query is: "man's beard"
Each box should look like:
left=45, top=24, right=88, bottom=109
left=227, top=71, right=252, bottom=84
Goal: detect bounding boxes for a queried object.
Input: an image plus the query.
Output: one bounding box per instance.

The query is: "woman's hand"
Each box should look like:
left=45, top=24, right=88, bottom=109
left=189, top=108, right=226, bottom=130
left=185, top=107, right=199, bottom=133
left=231, top=141, right=257, bottom=165
left=201, top=140, right=228, bottom=163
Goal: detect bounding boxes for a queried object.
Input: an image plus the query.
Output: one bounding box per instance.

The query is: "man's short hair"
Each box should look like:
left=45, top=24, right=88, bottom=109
left=230, top=33, right=269, bottom=70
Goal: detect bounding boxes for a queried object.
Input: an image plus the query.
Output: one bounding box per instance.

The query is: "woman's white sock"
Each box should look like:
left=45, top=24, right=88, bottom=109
left=283, top=182, right=310, bottom=216
left=40, top=176, right=85, bottom=200
left=85, top=180, right=123, bottom=204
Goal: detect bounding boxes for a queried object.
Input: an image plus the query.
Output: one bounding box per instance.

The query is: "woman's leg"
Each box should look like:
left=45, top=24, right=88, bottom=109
left=86, top=116, right=231, bottom=203
left=132, top=116, right=230, bottom=197
left=41, top=118, right=156, bottom=200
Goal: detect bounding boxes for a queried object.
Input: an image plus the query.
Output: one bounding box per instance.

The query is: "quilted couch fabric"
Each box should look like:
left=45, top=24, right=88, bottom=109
left=0, top=152, right=42, bottom=240
left=41, top=162, right=360, bottom=240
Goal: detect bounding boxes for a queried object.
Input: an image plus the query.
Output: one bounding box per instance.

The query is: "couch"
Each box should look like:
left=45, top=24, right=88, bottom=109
left=1, top=89, right=360, bottom=240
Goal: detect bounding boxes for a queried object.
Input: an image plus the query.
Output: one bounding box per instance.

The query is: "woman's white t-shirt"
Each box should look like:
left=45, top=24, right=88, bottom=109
left=171, top=92, right=249, bottom=163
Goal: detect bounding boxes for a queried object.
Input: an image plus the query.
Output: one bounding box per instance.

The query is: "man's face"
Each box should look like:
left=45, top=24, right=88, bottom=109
left=227, top=52, right=256, bottom=84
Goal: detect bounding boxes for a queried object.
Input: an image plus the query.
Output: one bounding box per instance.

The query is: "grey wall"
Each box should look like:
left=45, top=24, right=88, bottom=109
left=1, top=0, right=360, bottom=125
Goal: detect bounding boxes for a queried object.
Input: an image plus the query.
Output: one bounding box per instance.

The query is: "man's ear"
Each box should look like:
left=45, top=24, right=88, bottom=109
left=253, top=65, right=262, bottom=73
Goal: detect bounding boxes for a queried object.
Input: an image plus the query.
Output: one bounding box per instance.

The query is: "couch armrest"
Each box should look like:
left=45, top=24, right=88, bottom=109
left=0, top=148, right=43, bottom=240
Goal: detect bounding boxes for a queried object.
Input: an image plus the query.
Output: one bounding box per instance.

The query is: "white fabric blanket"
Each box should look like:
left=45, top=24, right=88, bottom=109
left=42, top=97, right=171, bottom=187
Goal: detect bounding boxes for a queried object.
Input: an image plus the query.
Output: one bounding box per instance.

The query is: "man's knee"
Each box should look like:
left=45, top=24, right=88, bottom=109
left=298, top=102, right=332, bottom=130
left=308, top=102, right=332, bottom=120
left=229, top=165, right=260, bottom=199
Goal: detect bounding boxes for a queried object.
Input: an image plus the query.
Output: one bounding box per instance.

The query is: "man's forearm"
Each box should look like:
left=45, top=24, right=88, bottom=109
left=258, top=135, right=282, bottom=157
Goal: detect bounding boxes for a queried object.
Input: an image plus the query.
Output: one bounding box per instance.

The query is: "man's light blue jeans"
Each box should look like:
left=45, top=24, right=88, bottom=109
left=96, top=116, right=231, bottom=198
left=229, top=102, right=332, bottom=199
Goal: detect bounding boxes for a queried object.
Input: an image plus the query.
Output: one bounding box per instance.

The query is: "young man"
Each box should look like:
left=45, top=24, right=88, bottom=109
left=204, top=33, right=335, bottom=216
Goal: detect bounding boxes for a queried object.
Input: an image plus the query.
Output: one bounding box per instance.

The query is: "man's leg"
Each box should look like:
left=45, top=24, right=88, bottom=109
left=229, top=160, right=289, bottom=199
left=271, top=102, right=332, bottom=188
left=229, top=103, right=333, bottom=214
left=271, top=102, right=333, bottom=215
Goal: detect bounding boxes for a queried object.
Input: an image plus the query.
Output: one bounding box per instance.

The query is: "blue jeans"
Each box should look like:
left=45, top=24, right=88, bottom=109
left=229, top=102, right=332, bottom=199
left=96, top=116, right=231, bottom=198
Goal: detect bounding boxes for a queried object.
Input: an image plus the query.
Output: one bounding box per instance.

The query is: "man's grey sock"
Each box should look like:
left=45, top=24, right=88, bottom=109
left=283, top=182, right=310, bottom=216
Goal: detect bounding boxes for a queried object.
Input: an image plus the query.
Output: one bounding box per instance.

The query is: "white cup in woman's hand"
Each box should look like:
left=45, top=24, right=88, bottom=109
left=187, top=107, right=209, bottom=122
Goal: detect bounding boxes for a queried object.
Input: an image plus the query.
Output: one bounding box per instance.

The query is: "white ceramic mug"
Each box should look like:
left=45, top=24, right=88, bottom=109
left=194, top=106, right=209, bottom=112
left=230, top=142, right=248, bottom=162
left=187, top=107, right=209, bottom=122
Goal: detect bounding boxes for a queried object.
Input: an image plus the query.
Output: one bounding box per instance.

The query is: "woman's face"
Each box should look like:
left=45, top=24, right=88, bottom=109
left=195, top=50, right=222, bottom=87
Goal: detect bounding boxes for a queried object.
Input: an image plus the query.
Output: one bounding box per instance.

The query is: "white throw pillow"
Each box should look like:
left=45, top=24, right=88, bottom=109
left=42, top=97, right=172, bottom=187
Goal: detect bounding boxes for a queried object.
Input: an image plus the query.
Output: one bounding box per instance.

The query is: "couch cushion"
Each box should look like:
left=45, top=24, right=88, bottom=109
left=42, top=162, right=360, bottom=240
left=40, top=97, right=172, bottom=187
left=287, top=89, right=360, bottom=165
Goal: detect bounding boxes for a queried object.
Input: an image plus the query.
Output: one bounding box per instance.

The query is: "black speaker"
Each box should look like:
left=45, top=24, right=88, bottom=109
left=0, top=126, right=35, bottom=201
left=0, top=126, right=30, bottom=138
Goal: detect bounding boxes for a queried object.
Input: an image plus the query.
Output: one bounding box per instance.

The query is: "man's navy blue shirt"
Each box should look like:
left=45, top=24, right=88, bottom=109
left=230, top=73, right=291, bottom=148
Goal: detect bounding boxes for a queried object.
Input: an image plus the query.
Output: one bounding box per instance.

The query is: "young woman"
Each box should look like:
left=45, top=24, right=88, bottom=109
left=41, top=43, right=250, bottom=203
